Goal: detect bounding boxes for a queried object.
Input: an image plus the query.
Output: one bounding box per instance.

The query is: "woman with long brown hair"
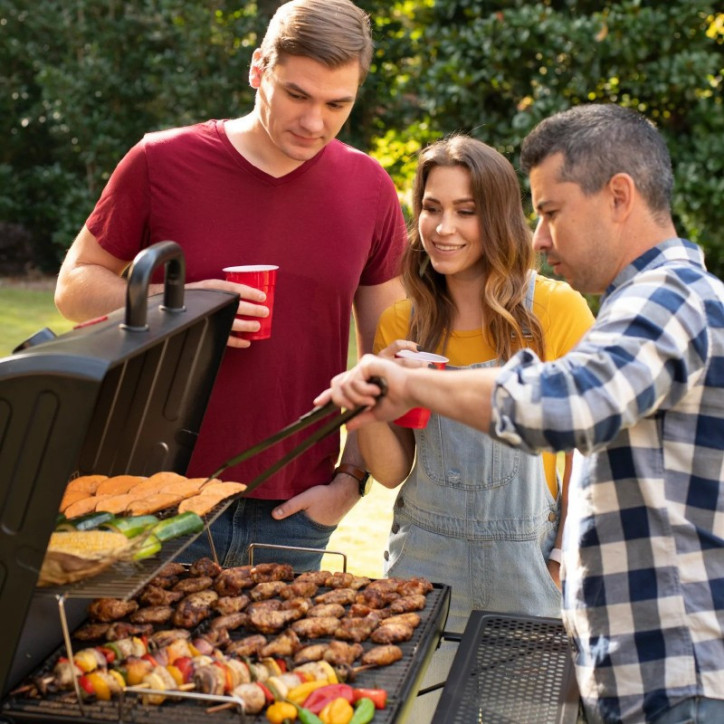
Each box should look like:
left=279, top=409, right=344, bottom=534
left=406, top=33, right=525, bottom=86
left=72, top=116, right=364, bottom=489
left=358, top=134, right=594, bottom=631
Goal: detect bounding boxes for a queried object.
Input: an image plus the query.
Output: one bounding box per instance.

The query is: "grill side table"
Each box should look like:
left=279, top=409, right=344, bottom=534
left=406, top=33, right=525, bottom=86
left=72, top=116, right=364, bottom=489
left=431, top=610, right=580, bottom=724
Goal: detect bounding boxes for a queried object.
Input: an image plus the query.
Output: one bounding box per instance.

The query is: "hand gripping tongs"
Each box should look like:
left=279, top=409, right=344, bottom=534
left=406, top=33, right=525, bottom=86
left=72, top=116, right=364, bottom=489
left=202, top=376, right=388, bottom=497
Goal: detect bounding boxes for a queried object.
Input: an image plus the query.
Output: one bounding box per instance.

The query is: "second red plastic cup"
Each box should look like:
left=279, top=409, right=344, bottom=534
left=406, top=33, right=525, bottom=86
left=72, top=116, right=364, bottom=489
left=223, top=265, right=279, bottom=341
left=393, top=350, right=448, bottom=429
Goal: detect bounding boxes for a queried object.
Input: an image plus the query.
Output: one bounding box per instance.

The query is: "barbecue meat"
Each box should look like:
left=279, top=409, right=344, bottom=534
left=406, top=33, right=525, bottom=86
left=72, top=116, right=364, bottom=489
left=370, top=621, right=414, bottom=644
left=147, top=562, right=186, bottom=589
left=250, top=562, right=294, bottom=583
left=130, top=605, right=174, bottom=625
left=282, top=597, right=312, bottom=616
left=333, top=615, right=380, bottom=643
left=73, top=622, right=110, bottom=641
left=172, top=575, right=213, bottom=593
left=355, top=588, right=399, bottom=609
left=105, top=622, right=154, bottom=640
left=172, top=589, right=218, bottom=628
left=323, top=640, right=364, bottom=666
left=148, top=628, right=191, bottom=649
left=189, top=556, right=222, bottom=578
left=325, top=572, right=371, bottom=590
left=293, top=643, right=328, bottom=665
left=250, top=580, right=287, bottom=601
left=397, top=577, right=433, bottom=596
left=248, top=606, right=300, bottom=634
left=213, top=594, right=250, bottom=615
left=138, top=584, right=184, bottom=607
left=225, top=634, right=267, bottom=658
left=361, top=644, right=403, bottom=667
left=291, top=616, right=341, bottom=639
left=307, top=603, right=346, bottom=619
left=280, top=580, right=319, bottom=599
left=259, top=629, right=301, bottom=658
left=208, top=611, right=248, bottom=631
left=214, top=566, right=254, bottom=595
left=314, top=588, right=356, bottom=606
left=388, top=593, right=427, bottom=614
left=88, top=598, right=139, bottom=622
left=384, top=612, right=421, bottom=629
left=295, top=570, right=332, bottom=586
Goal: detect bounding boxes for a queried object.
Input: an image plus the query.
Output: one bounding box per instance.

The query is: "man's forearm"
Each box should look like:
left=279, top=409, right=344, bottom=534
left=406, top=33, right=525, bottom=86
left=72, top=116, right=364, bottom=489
left=405, top=366, right=499, bottom=433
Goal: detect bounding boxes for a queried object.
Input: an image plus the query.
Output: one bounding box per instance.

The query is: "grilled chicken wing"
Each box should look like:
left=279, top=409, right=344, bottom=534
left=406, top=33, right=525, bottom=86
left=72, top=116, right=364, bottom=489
left=360, top=644, right=403, bottom=667
left=88, top=598, right=139, bottom=622
left=224, top=634, right=267, bottom=658
left=259, top=629, right=301, bottom=658
left=291, top=616, right=341, bottom=639
left=323, top=640, right=364, bottom=666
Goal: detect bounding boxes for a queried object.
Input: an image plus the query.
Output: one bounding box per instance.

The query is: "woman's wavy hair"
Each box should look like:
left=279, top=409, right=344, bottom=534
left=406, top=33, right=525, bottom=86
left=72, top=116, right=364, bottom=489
left=404, top=134, right=544, bottom=362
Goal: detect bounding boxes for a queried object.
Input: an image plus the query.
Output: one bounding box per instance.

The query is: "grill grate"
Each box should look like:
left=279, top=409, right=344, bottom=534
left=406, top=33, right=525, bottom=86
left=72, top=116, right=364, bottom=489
left=432, top=611, right=579, bottom=724
left=3, top=585, right=450, bottom=724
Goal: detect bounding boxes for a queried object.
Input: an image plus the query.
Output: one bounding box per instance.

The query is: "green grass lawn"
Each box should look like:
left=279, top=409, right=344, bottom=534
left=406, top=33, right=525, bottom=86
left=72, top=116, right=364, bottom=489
left=0, top=285, right=74, bottom=358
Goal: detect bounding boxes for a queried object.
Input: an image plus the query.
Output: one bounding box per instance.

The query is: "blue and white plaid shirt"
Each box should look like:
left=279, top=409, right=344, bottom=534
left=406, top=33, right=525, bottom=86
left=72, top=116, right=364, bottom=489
left=491, top=238, right=724, bottom=723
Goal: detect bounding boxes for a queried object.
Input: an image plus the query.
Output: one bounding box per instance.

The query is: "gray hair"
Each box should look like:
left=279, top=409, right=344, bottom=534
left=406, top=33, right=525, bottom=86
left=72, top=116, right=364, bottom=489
left=520, top=104, right=673, bottom=217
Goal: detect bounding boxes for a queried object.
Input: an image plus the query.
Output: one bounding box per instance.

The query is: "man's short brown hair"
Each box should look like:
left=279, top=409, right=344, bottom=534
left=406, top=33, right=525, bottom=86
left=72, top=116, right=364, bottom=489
left=258, top=0, right=373, bottom=84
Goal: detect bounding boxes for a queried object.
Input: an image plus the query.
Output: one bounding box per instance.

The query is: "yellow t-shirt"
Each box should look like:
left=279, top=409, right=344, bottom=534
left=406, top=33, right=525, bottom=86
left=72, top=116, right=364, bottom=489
left=374, top=274, right=596, bottom=497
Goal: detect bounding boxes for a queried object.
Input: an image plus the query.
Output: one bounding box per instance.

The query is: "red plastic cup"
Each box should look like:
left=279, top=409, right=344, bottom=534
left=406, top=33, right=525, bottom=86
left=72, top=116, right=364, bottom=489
left=223, top=265, right=279, bottom=341
left=393, top=350, right=448, bottom=429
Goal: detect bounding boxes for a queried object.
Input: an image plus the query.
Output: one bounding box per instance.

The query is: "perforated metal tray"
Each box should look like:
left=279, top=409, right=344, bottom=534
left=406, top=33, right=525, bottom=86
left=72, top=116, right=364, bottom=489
left=431, top=610, right=580, bottom=724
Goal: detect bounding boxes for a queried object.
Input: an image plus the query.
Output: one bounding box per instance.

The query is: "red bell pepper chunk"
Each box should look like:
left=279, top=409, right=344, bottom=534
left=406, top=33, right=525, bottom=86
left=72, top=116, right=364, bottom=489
left=141, top=653, right=158, bottom=667
left=96, top=646, right=116, bottom=664
left=257, top=681, right=275, bottom=704
left=78, top=674, right=95, bottom=696
left=352, top=687, right=388, bottom=709
left=276, top=658, right=287, bottom=673
left=303, top=683, right=355, bottom=714
left=174, top=656, right=194, bottom=684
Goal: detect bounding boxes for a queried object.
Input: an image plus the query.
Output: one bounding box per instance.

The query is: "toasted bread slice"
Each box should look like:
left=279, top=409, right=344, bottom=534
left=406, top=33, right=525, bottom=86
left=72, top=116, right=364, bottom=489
left=60, top=488, right=92, bottom=514
left=127, top=472, right=183, bottom=497
left=95, top=493, right=137, bottom=515
left=177, top=492, right=228, bottom=517
left=160, top=477, right=207, bottom=499
left=126, top=492, right=183, bottom=516
left=65, top=474, right=109, bottom=496
left=199, top=481, right=246, bottom=497
left=96, top=475, right=145, bottom=497
left=64, top=495, right=114, bottom=519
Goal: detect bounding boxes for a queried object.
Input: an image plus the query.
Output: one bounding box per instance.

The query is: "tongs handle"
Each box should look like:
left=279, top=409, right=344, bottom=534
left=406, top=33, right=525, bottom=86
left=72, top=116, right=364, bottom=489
left=206, top=376, right=387, bottom=497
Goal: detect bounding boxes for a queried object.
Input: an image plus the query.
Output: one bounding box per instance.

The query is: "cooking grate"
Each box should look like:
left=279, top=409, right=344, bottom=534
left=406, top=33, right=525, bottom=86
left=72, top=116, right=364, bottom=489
left=431, top=611, right=579, bottom=724
left=2, top=585, right=451, bottom=724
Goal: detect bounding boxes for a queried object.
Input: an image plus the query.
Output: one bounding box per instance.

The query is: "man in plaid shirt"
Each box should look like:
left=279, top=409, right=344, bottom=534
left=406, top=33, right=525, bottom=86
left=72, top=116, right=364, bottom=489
left=320, top=104, right=724, bottom=723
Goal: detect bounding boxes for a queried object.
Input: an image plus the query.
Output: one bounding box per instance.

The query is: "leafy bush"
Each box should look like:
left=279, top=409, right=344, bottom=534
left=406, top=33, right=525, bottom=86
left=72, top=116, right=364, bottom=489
left=1, top=0, right=722, bottom=277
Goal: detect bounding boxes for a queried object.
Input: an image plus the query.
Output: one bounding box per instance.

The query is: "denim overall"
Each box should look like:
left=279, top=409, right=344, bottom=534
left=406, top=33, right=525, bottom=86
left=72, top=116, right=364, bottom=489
left=384, top=273, right=562, bottom=635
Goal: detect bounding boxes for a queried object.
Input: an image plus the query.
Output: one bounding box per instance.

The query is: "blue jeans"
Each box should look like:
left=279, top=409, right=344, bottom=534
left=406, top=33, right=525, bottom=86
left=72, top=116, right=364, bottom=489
left=652, top=697, right=724, bottom=723
left=181, top=498, right=337, bottom=571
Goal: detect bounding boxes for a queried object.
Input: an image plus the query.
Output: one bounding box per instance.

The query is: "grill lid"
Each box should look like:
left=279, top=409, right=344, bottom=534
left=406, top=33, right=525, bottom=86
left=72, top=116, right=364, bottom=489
left=0, top=241, right=238, bottom=695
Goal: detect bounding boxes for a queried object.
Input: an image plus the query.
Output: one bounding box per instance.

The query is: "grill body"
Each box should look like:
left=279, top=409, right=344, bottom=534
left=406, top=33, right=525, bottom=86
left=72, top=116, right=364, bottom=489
left=0, top=243, right=237, bottom=696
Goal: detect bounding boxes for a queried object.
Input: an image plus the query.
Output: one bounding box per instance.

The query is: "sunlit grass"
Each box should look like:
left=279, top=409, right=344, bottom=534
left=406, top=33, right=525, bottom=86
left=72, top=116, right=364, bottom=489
left=0, top=285, right=74, bottom=357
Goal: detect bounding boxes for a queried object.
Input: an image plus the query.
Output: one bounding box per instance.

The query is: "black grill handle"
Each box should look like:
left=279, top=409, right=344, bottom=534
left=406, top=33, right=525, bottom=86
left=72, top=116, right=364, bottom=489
left=124, top=240, right=186, bottom=331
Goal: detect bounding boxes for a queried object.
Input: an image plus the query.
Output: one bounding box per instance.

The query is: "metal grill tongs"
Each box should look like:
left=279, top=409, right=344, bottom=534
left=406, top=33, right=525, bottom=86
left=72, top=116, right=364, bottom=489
left=203, top=377, right=387, bottom=498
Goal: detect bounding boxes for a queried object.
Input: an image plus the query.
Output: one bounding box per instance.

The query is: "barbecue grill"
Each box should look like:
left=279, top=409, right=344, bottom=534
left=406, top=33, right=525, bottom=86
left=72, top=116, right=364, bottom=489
left=0, top=242, right=451, bottom=723
left=432, top=610, right=581, bottom=724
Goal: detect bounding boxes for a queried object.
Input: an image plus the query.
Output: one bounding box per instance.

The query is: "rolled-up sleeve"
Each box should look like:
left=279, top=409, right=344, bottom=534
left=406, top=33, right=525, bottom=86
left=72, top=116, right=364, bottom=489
left=491, top=268, right=709, bottom=455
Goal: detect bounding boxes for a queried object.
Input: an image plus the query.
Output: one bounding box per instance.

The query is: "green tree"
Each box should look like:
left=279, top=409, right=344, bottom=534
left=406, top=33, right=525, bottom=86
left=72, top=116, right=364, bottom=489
left=373, top=0, right=724, bottom=275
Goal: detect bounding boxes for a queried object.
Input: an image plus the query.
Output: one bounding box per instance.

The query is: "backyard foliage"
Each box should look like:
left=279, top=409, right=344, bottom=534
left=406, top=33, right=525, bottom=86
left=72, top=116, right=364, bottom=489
left=1, top=1, right=723, bottom=275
